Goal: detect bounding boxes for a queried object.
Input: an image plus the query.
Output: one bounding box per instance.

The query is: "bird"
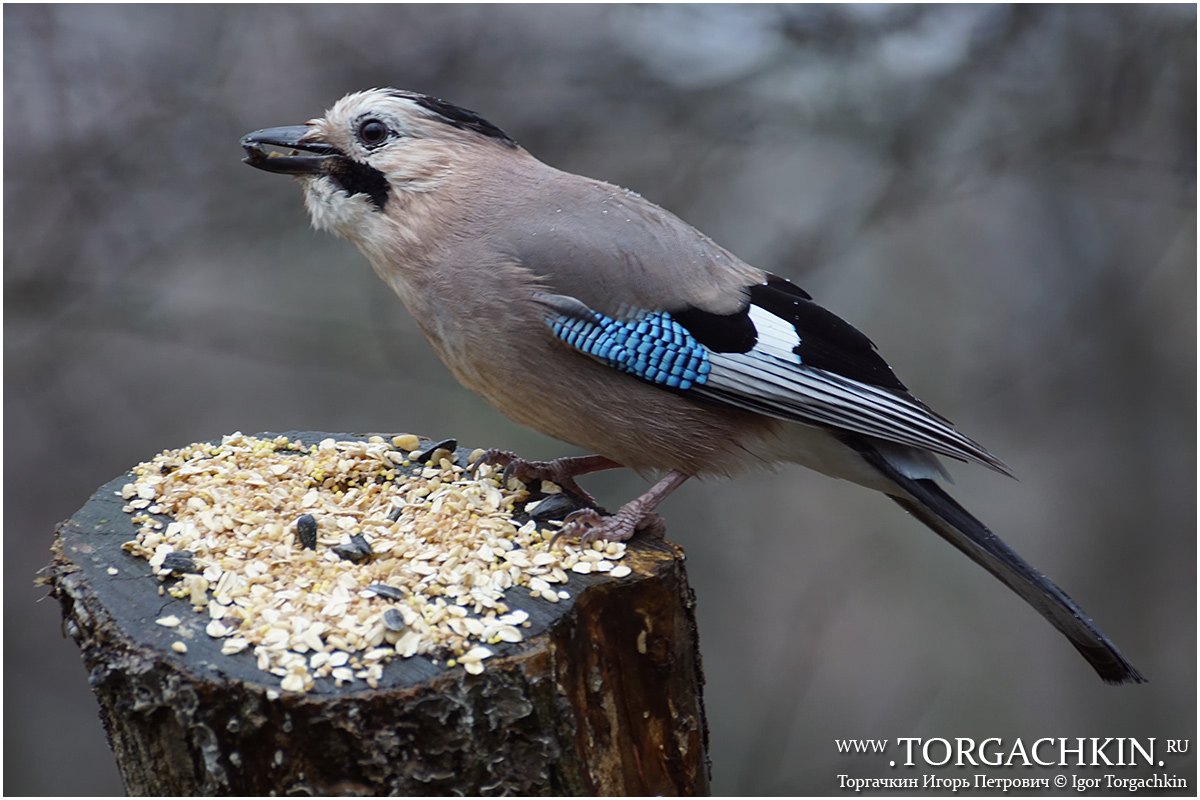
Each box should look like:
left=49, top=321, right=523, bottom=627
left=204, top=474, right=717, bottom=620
left=241, top=88, right=1144, bottom=685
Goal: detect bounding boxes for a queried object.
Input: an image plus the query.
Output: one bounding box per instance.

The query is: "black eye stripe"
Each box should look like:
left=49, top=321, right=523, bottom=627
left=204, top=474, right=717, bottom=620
left=327, top=159, right=390, bottom=211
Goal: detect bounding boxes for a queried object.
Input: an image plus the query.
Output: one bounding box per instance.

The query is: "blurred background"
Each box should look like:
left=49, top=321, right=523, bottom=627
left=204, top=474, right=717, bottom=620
left=5, top=4, right=1194, bottom=794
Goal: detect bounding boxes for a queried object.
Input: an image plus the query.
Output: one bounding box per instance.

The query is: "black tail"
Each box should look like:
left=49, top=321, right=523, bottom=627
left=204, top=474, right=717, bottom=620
left=853, top=441, right=1145, bottom=685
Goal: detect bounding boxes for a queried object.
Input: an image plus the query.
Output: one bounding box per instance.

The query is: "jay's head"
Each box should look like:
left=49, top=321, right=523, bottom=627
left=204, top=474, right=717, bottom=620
left=242, top=89, right=516, bottom=239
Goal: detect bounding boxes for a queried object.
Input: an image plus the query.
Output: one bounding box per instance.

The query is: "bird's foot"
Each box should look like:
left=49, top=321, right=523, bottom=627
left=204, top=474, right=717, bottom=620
left=549, top=507, right=667, bottom=548
left=547, top=470, right=690, bottom=549
left=470, top=450, right=620, bottom=504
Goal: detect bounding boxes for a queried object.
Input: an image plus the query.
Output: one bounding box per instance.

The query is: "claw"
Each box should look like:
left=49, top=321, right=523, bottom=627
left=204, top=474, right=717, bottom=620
left=501, top=458, right=541, bottom=489
left=470, top=449, right=546, bottom=492
left=469, top=448, right=518, bottom=475
left=469, top=455, right=691, bottom=551
left=549, top=508, right=610, bottom=549
left=469, top=451, right=621, bottom=505
left=547, top=471, right=689, bottom=550
left=548, top=508, right=666, bottom=549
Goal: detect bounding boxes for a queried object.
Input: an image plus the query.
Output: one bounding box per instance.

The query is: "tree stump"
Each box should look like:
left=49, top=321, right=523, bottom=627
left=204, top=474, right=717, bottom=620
left=44, top=432, right=709, bottom=795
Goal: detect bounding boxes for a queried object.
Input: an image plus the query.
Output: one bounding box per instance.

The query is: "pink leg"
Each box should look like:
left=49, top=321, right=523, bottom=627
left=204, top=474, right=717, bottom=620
left=472, top=450, right=622, bottom=505
left=551, top=470, right=691, bottom=547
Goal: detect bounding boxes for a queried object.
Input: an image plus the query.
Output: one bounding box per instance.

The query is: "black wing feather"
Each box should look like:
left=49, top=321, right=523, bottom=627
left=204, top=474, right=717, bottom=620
left=749, top=276, right=909, bottom=393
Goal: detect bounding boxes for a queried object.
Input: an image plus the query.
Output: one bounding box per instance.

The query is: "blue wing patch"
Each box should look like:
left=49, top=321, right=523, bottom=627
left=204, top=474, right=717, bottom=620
left=534, top=287, right=1010, bottom=475
left=545, top=302, right=711, bottom=390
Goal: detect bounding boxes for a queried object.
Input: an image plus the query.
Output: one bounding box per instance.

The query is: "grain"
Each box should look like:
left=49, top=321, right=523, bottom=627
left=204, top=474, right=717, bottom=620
left=119, top=432, right=634, bottom=693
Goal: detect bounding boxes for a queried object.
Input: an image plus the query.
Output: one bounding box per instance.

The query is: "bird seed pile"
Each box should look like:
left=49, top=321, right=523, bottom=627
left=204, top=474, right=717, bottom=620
left=119, top=432, right=632, bottom=693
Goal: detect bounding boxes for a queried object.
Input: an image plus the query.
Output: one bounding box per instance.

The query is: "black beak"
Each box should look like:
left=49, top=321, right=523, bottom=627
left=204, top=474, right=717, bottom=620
left=241, top=126, right=339, bottom=175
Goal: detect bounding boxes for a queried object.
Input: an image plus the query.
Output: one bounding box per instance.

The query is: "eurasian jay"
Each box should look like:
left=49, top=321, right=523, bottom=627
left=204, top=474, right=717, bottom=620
left=242, top=88, right=1143, bottom=685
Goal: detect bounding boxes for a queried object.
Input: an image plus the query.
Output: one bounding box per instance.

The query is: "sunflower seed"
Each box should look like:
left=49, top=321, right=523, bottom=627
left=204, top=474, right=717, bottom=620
left=296, top=514, right=318, bottom=550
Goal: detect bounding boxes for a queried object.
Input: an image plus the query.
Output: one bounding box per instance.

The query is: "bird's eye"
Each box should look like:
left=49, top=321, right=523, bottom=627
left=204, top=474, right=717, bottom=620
left=357, top=119, right=390, bottom=147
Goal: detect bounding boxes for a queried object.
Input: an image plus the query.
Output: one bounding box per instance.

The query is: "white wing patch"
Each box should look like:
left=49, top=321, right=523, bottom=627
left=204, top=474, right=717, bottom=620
left=695, top=306, right=1011, bottom=475
left=746, top=304, right=801, bottom=354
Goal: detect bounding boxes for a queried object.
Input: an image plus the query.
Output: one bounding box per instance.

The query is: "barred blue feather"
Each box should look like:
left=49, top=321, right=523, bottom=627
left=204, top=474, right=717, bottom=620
left=547, top=308, right=711, bottom=390
left=537, top=288, right=1011, bottom=476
